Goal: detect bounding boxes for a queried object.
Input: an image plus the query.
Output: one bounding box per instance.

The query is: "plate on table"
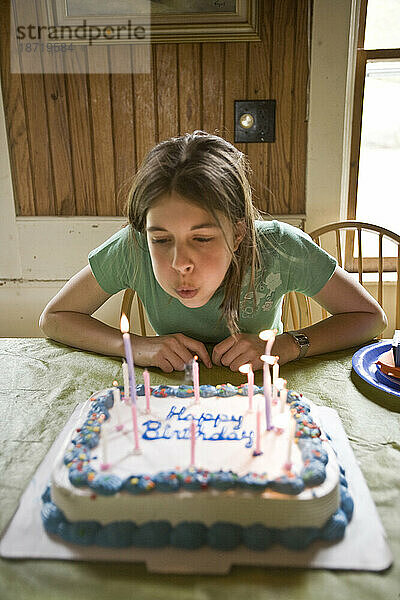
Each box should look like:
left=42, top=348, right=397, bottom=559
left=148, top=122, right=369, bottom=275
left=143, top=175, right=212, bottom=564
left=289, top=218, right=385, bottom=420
left=352, top=341, right=400, bottom=398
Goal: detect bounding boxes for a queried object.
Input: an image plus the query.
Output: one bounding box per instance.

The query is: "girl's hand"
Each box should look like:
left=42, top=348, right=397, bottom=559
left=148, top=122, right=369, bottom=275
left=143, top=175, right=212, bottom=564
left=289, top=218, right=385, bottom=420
left=131, top=333, right=213, bottom=373
left=212, top=333, right=298, bottom=371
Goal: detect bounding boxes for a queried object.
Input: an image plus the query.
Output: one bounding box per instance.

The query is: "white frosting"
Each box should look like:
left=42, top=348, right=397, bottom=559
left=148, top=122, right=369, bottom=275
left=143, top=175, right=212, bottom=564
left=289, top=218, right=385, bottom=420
left=51, top=389, right=340, bottom=528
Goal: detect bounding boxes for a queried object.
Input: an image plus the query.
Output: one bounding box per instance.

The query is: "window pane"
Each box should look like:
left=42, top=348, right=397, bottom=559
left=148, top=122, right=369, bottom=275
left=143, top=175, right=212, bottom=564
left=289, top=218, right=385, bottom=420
left=364, top=0, right=400, bottom=50
left=356, top=60, right=400, bottom=257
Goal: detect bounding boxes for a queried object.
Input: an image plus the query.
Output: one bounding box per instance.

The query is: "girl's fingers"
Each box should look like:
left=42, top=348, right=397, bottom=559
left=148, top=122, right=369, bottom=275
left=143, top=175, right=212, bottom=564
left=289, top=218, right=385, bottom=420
left=180, top=337, right=212, bottom=368
left=211, top=336, right=236, bottom=366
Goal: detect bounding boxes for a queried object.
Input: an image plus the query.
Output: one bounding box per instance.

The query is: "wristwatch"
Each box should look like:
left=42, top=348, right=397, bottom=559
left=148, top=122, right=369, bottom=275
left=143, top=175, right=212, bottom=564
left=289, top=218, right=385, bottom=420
left=285, top=331, right=310, bottom=360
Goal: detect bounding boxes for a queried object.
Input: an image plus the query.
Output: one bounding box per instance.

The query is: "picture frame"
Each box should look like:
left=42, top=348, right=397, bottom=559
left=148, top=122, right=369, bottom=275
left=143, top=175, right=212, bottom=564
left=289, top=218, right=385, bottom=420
left=44, top=0, right=261, bottom=44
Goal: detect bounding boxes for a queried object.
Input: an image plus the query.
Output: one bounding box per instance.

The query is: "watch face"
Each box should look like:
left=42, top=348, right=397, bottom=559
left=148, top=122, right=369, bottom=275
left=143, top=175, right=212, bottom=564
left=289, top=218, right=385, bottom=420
left=296, top=334, right=309, bottom=346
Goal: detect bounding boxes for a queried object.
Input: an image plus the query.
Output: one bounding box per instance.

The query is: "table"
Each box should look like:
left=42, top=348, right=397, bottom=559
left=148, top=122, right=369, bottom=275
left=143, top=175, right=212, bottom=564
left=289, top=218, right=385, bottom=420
left=0, top=338, right=399, bottom=600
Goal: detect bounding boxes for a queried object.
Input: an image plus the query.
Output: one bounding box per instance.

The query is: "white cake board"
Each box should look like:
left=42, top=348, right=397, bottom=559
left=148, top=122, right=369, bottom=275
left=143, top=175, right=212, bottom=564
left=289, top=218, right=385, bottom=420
left=0, top=405, right=393, bottom=574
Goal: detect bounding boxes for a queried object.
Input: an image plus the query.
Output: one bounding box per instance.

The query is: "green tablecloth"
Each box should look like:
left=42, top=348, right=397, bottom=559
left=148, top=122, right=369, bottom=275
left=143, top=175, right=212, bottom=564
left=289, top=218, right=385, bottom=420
left=0, top=338, right=399, bottom=600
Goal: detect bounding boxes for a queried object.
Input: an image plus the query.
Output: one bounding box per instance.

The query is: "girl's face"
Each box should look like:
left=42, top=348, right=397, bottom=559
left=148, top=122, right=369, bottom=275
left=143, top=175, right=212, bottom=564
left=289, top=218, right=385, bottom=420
left=146, top=193, right=244, bottom=308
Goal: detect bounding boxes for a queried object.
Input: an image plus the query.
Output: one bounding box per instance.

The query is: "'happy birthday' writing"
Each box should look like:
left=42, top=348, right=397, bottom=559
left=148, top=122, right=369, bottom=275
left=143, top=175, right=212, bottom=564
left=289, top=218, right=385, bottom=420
left=141, top=405, right=254, bottom=448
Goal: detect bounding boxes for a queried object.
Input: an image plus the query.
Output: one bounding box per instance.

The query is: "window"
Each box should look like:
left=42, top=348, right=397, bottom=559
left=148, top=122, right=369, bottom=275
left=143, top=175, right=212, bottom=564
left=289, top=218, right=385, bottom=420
left=347, top=0, right=400, bottom=272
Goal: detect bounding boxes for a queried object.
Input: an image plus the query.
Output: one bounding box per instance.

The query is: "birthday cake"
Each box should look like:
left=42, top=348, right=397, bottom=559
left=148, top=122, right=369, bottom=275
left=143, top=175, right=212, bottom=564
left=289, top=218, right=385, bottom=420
left=41, top=382, right=354, bottom=551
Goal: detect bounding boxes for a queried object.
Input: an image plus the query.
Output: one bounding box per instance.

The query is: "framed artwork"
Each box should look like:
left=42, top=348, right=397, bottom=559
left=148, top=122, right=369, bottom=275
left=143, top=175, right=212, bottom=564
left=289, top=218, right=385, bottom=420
left=43, top=0, right=261, bottom=43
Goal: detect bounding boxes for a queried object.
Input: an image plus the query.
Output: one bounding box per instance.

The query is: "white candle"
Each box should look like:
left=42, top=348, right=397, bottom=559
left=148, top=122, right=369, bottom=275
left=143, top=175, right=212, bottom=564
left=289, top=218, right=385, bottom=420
left=193, top=356, right=200, bottom=404
left=99, top=415, right=110, bottom=470
left=143, top=369, right=151, bottom=413
left=122, top=361, right=129, bottom=402
left=280, top=379, right=288, bottom=413
left=261, top=354, right=275, bottom=430
left=190, top=419, right=196, bottom=466
left=272, top=357, right=279, bottom=403
left=238, top=363, right=254, bottom=411
left=274, top=377, right=284, bottom=412
left=112, top=381, right=123, bottom=431
left=120, top=314, right=137, bottom=404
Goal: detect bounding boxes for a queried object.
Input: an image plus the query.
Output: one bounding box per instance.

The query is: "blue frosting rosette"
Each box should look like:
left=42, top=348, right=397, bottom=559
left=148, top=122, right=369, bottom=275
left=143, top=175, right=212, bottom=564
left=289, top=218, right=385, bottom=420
left=199, top=384, right=217, bottom=397
left=215, top=384, right=237, bottom=397
left=175, top=385, right=194, bottom=398
left=152, top=385, right=175, bottom=397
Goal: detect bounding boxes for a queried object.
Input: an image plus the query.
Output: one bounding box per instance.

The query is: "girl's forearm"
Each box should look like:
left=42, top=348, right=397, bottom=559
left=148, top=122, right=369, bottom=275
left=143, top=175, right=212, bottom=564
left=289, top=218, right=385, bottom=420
left=40, top=311, right=130, bottom=357
left=275, top=311, right=386, bottom=364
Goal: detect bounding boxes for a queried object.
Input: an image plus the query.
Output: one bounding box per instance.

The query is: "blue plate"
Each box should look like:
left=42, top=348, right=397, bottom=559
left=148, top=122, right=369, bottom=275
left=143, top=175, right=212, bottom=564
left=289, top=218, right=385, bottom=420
left=352, top=341, right=400, bottom=398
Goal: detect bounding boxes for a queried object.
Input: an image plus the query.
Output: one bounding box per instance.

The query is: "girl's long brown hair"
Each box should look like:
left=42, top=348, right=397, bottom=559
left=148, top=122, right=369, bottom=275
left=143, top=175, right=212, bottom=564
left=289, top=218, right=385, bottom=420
left=126, top=130, right=263, bottom=337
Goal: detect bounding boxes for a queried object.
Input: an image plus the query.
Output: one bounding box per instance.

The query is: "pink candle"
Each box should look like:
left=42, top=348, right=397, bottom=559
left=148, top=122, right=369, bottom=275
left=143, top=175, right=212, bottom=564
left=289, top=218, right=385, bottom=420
left=131, top=401, right=141, bottom=454
left=143, top=368, right=151, bottom=413
left=193, top=356, right=200, bottom=404
left=284, top=412, right=296, bottom=471
left=190, top=420, right=196, bottom=466
left=120, top=314, right=137, bottom=404
left=238, top=363, right=254, bottom=411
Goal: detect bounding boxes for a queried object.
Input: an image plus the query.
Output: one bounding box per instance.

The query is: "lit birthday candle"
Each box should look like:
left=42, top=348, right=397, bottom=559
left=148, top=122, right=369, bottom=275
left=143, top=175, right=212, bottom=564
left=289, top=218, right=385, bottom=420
left=120, top=314, right=137, bottom=404
left=239, top=363, right=254, bottom=411
left=192, top=356, right=200, bottom=404
left=261, top=354, right=275, bottom=430
left=122, top=361, right=129, bottom=402
left=112, top=380, right=123, bottom=431
left=190, top=419, right=196, bottom=466
left=143, top=368, right=151, bottom=413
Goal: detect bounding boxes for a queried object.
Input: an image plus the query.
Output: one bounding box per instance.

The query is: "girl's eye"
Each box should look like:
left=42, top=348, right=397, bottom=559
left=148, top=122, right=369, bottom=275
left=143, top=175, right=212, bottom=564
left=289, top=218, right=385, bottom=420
left=151, top=238, right=169, bottom=244
left=151, top=237, right=213, bottom=244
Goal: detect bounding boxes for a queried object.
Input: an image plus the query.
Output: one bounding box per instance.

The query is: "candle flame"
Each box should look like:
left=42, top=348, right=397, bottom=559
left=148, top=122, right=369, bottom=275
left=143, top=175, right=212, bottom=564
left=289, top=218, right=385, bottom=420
left=112, top=380, right=118, bottom=386
left=259, top=329, right=278, bottom=341
left=120, top=313, right=130, bottom=334
left=239, top=363, right=252, bottom=374
left=193, top=355, right=198, bottom=361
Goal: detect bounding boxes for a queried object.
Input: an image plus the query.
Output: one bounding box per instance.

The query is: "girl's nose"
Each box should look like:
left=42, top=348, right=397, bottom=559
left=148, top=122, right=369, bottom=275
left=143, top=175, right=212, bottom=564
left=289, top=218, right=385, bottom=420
left=171, top=245, right=194, bottom=273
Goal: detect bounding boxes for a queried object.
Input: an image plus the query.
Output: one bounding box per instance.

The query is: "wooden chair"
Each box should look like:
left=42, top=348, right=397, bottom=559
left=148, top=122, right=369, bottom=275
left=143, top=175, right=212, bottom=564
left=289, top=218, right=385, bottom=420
left=288, top=220, right=400, bottom=332
left=120, top=288, right=148, bottom=336
left=120, top=221, right=400, bottom=335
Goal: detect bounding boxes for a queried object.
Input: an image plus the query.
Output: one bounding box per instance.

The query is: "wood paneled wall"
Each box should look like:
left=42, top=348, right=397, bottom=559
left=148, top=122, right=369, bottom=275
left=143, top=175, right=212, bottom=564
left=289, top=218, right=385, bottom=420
left=0, top=0, right=309, bottom=217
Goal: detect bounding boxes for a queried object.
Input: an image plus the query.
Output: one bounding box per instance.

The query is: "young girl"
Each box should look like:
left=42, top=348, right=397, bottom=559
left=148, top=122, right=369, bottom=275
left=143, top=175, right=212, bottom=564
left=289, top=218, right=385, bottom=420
left=39, top=131, right=387, bottom=373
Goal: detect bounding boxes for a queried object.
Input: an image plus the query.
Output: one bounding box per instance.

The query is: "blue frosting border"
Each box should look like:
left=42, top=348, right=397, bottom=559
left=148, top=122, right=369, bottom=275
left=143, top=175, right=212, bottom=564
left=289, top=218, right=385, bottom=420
left=65, top=388, right=328, bottom=497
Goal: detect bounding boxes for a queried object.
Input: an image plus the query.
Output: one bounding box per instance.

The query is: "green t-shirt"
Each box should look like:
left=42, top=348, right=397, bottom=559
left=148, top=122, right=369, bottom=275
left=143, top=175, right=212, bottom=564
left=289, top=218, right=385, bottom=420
left=88, top=220, right=337, bottom=343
